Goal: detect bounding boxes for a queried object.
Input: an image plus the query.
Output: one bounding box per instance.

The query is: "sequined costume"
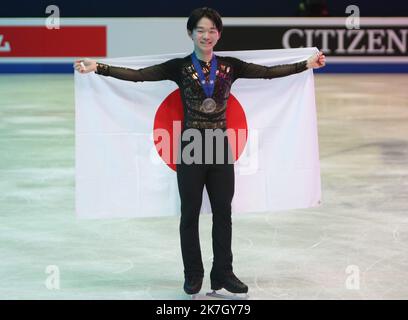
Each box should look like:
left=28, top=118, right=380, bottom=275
left=95, top=54, right=308, bottom=280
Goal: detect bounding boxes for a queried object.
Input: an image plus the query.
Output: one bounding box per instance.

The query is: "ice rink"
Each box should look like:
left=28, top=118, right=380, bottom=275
left=0, top=73, right=407, bottom=299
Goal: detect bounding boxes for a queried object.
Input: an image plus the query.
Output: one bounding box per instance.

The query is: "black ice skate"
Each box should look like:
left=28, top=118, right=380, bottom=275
left=184, top=275, right=203, bottom=296
left=206, top=271, right=249, bottom=300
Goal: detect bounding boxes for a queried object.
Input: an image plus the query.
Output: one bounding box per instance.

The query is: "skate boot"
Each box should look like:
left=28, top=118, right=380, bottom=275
left=206, top=270, right=249, bottom=300
left=183, top=274, right=203, bottom=296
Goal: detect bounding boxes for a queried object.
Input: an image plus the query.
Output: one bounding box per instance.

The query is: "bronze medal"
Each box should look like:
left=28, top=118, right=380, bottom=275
left=200, top=98, right=217, bottom=113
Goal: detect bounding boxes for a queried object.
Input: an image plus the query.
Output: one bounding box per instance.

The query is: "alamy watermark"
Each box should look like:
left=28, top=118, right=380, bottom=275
left=345, top=264, right=360, bottom=290
left=345, top=5, right=360, bottom=30
left=45, top=265, right=60, bottom=290
left=151, top=121, right=259, bottom=171
left=45, top=5, right=60, bottom=29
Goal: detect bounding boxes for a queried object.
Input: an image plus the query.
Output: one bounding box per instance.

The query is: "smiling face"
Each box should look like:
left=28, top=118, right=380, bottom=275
left=188, top=17, right=221, bottom=56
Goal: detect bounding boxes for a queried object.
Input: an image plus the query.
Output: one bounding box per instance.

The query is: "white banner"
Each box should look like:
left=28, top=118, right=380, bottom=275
left=75, top=47, right=321, bottom=219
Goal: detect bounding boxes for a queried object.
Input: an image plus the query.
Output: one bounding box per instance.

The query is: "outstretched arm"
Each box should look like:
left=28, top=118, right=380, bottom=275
left=73, top=58, right=178, bottom=82
left=232, top=51, right=326, bottom=80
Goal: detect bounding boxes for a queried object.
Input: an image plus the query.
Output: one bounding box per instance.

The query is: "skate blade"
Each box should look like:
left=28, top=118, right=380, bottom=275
left=190, top=293, right=219, bottom=300
left=205, top=290, right=249, bottom=300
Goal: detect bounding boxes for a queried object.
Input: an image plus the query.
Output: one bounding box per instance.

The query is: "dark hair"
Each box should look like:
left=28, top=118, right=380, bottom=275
left=187, top=7, right=223, bottom=33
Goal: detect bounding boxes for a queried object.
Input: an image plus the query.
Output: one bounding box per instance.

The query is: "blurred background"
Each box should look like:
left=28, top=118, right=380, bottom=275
left=1, top=0, right=408, bottom=300
left=1, top=0, right=407, bottom=73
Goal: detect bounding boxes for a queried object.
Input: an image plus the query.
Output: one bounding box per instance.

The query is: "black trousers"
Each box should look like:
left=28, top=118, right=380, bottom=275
left=176, top=128, right=235, bottom=277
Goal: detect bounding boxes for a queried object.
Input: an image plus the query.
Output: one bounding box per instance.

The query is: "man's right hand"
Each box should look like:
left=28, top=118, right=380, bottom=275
left=74, top=58, right=97, bottom=73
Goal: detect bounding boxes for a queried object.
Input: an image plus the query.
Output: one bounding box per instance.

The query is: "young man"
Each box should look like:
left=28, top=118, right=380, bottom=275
left=74, top=7, right=325, bottom=296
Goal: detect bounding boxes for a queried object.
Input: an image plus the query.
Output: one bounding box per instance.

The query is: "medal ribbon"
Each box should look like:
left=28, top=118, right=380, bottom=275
left=191, top=52, right=217, bottom=98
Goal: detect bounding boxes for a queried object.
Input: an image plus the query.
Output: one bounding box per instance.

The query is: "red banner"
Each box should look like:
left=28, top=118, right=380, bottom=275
left=0, top=26, right=106, bottom=57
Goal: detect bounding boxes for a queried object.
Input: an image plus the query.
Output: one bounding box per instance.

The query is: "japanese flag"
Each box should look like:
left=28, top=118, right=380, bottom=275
left=75, top=48, right=321, bottom=219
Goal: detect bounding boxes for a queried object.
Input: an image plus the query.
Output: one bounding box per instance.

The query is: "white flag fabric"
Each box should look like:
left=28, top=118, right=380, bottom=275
left=75, top=48, right=321, bottom=219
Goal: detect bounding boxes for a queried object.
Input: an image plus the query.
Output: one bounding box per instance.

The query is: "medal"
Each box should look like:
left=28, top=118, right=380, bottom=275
left=192, top=52, right=218, bottom=113
left=200, top=97, right=217, bottom=113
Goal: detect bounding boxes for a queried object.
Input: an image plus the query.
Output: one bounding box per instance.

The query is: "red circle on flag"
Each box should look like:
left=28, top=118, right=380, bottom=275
left=153, top=89, right=248, bottom=171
